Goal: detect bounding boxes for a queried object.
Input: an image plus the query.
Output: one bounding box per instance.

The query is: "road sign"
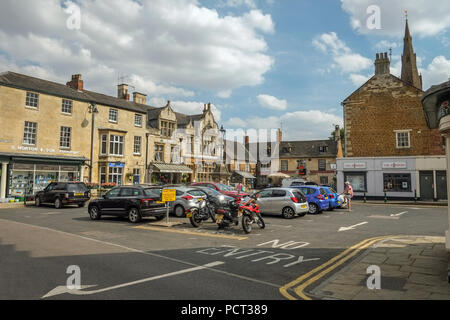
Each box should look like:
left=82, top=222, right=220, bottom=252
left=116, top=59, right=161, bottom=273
left=162, top=189, right=176, bottom=202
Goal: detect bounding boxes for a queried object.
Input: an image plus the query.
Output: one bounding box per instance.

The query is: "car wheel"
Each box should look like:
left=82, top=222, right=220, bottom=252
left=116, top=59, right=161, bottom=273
left=308, top=203, right=319, bottom=215
left=35, top=196, right=41, bottom=207
left=128, top=207, right=142, bottom=223
left=89, top=206, right=101, bottom=220
left=282, top=207, right=295, bottom=219
left=154, top=215, right=165, bottom=221
left=54, top=198, right=63, bottom=209
left=174, top=205, right=185, bottom=218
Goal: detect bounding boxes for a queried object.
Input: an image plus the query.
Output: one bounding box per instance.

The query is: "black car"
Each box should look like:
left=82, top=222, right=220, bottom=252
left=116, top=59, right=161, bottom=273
left=35, top=182, right=91, bottom=209
left=88, top=185, right=166, bottom=223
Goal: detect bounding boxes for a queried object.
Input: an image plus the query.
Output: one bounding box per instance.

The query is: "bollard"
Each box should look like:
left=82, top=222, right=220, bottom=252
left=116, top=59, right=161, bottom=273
left=364, top=192, right=367, bottom=203
left=384, top=191, right=387, bottom=203
left=414, top=189, right=417, bottom=203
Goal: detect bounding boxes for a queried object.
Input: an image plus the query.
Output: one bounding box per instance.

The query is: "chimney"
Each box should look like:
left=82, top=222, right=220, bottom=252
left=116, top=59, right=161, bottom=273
left=118, top=84, right=130, bottom=100
left=335, top=125, right=344, bottom=158
left=133, top=92, right=147, bottom=105
left=277, top=128, right=283, bottom=143
left=66, top=74, right=83, bottom=91
left=245, top=135, right=250, bottom=146
left=374, top=52, right=390, bottom=75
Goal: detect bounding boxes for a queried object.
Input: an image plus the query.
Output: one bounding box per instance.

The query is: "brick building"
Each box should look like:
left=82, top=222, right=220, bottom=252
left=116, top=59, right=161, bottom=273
left=337, top=19, right=447, bottom=200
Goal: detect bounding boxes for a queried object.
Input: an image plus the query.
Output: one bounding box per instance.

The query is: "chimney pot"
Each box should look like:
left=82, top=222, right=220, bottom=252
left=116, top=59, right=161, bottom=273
left=118, top=84, right=129, bottom=100
left=67, top=74, right=83, bottom=91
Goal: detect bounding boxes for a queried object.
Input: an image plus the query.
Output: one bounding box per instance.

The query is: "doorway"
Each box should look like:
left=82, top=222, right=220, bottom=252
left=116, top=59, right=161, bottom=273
left=436, top=171, right=447, bottom=200
left=419, top=171, right=434, bottom=200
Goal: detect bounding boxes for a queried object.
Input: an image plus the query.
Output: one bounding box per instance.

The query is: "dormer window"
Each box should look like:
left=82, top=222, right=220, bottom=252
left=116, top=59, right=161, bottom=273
left=161, top=121, right=175, bottom=137
left=319, top=146, right=328, bottom=153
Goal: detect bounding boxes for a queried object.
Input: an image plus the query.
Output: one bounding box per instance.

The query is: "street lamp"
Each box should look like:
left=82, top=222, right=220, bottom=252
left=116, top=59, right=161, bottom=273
left=88, top=103, right=98, bottom=183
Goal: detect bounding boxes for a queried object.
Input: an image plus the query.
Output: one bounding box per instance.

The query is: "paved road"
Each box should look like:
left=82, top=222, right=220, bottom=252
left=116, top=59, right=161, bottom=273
left=0, top=203, right=447, bottom=300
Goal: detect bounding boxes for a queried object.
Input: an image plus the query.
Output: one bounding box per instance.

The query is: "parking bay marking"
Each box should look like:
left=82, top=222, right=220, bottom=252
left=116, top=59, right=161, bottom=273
left=134, top=225, right=248, bottom=240
left=42, top=261, right=224, bottom=298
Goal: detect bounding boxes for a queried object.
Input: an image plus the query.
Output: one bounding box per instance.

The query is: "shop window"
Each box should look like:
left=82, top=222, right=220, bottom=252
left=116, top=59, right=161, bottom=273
left=62, top=99, right=73, bottom=114
left=383, top=173, right=411, bottom=192
left=343, top=172, right=367, bottom=192
left=108, top=167, right=123, bottom=186
left=26, top=92, right=39, bottom=109
left=109, top=109, right=118, bottom=123
left=109, top=135, right=124, bottom=156
left=134, top=136, right=142, bottom=155
left=23, top=121, right=37, bottom=145
left=60, top=126, right=72, bottom=149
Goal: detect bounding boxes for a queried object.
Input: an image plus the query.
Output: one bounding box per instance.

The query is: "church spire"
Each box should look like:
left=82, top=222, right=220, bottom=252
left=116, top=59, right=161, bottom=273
left=401, top=14, right=422, bottom=90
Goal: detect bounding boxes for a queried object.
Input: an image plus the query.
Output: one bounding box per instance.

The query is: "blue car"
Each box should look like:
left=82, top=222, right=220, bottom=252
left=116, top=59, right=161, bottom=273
left=292, top=186, right=330, bottom=214
left=321, top=186, right=340, bottom=210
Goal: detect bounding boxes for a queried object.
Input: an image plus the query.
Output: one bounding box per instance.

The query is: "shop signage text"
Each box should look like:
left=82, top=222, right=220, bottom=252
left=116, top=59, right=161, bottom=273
left=343, top=162, right=366, bottom=169
left=12, top=146, right=80, bottom=155
left=382, top=162, right=407, bottom=169
left=109, top=162, right=125, bottom=168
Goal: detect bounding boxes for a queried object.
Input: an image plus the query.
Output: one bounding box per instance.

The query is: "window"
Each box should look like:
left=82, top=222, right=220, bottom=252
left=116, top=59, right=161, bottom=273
left=396, top=131, right=410, bottom=148
left=120, top=188, right=141, bottom=197
left=100, top=166, right=107, bottom=184
left=109, top=135, right=124, bottom=156
left=134, top=136, right=142, bottom=155
left=23, top=121, right=37, bottom=145
left=344, top=172, right=367, bottom=192
left=60, top=126, right=72, bottom=149
left=108, top=167, right=123, bottom=185
left=62, top=99, right=73, bottom=114
left=272, top=190, right=287, bottom=197
left=320, top=176, right=329, bottom=185
left=25, top=92, right=39, bottom=108
left=319, top=146, right=328, bottom=153
left=257, top=189, right=273, bottom=198
left=100, top=134, right=107, bottom=155
left=383, top=173, right=411, bottom=192
left=109, top=109, right=118, bottom=123
left=281, top=160, right=288, bottom=171
left=161, top=121, right=175, bottom=137
left=155, top=144, right=164, bottom=161
left=135, top=114, right=143, bottom=127
left=318, top=159, right=327, bottom=171
left=106, top=188, right=121, bottom=197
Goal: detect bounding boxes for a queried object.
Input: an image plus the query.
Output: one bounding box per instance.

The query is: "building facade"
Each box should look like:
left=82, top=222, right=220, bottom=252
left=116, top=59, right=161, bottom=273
left=0, top=71, right=222, bottom=199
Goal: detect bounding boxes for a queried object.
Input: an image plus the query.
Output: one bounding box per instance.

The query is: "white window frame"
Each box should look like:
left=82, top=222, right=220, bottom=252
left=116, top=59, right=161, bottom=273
left=395, top=130, right=411, bottom=149
left=62, top=99, right=73, bottom=115
left=23, top=121, right=38, bottom=145
left=25, top=92, right=39, bottom=109
left=108, top=167, right=123, bottom=185
left=134, top=114, right=143, bottom=127
left=109, top=135, right=124, bottom=156
left=100, top=134, right=108, bottom=155
left=109, top=109, right=118, bottom=123
left=59, top=126, right=72, bottom=149
left=133, top=136, right=142, bottom=155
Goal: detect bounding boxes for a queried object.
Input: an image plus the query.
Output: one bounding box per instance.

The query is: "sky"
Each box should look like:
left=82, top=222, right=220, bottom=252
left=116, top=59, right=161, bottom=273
left=1, top=0, right=450, bottom=141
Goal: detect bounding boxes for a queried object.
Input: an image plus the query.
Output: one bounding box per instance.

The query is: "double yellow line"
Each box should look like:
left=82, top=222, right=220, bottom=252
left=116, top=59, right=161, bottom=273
left=280, top=235, right=394, bottom=300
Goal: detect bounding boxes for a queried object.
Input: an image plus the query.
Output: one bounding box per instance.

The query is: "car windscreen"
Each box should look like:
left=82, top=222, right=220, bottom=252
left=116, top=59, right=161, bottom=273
left=218, top=184, right=233, bottom=191
left=67, top=184, right=88, bottom=192
left=144, top=188, right=162, bottom=198
left=199, top=188, right=221, bottom=196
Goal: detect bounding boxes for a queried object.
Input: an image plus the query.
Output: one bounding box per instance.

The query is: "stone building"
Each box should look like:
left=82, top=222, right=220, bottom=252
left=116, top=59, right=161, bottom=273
left=338, top=19, right=447, bottom=200
left=0, top=71, right=221, bottom=199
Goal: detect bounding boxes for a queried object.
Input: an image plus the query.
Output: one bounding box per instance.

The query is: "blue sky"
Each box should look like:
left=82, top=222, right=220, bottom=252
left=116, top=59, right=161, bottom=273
left=1, top=0, right=450, bottom=141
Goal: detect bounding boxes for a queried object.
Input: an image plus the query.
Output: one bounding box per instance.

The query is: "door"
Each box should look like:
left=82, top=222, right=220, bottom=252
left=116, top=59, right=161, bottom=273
left=419, top=171, right=434, bottom=200
left=101, top=187, right=122, bottom=214
left=42, top=182, right=57, bottom=203
left=119, top=188, right=141, bottom=214
left=436, top=171, right=447, bottom=200
left=270, top=189, right=288, bottom=214
left=255, top=189, right=273, bottom=213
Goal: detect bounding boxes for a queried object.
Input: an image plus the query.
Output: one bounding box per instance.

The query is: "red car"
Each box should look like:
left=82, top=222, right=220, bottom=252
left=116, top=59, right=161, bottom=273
left=190, top=182, right=249, bottom=199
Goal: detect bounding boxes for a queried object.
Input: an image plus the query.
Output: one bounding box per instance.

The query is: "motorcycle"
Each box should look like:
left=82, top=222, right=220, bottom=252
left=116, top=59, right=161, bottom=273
left=216, top=198, right=240, bottom=229
left=239, top=197, right=265, bottom=234
left=185, top=196, right=216, bottom=228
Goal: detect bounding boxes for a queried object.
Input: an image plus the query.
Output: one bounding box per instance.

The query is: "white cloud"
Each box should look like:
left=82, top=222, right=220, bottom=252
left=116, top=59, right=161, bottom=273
left=349, top=73, right=370, bottom=86
left=224, top=110, right=343, bottom=140
left=421, top=56, right=450, bottom=89
left=341, top=0, right=450, bottom=37
left=0, top=0, right=274, bottom=98
left=375, top=40, right=399, bottom=50
left=257, top=94, right=287, bottom=110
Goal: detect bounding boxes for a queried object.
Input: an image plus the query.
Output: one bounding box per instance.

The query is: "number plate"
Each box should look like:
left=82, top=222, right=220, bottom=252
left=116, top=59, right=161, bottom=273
left=75, top=193, right=84, bottom=196
left=198, top=198, right=203, bottom=202
left=301, top=205, right=307, bottom=209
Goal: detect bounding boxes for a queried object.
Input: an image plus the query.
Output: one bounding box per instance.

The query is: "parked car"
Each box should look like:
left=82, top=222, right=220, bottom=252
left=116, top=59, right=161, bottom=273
left=253, top=188, right=309, bottom=219
left=190, top=182, right=249, bottom=199
left=193, top=186, right=235, bottom=208
left=88, top=185, right=166, bottom=223
left=281, top=178, right=307, bottom=188
left=35, top=182, right=91, bottom=209
left=291, top=185, right=330, bottom=214
left=321, top=186, right=340, bottom=210
left=163, top=186, right=210, bottom=218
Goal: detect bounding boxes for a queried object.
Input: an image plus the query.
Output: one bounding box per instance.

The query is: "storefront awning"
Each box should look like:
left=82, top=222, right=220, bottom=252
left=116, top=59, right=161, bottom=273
left=234, top=171, right=256, bottom=179
left=0, top=152, right=87, bottom=165
left=151, top=162, right=193, bottom=174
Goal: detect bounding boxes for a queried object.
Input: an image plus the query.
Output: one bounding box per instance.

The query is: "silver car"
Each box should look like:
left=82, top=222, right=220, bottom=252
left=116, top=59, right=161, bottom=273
left=254, top=188, right=309, bottom=219
left=163, top=186, right=208, bottom=217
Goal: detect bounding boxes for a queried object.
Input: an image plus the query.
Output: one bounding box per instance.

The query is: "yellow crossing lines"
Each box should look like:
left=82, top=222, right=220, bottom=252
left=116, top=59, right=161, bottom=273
left=134, top=225, right=248, bottom=240
left=279, top=235, right=395, bottom=300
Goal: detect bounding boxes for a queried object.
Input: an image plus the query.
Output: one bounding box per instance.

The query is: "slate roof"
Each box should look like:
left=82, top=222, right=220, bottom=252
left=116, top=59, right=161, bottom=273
left=279, top=140, right=338, bottom=158
left=0, top=71, right=155, bottom=114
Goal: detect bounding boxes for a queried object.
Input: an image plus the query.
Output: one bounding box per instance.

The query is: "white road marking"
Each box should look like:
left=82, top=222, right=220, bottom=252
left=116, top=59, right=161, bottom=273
left=338, top=222, right=368, bottom=232
left=42, top=261, right=224, bottom=298
left=390, top=211, right=408, bottom=217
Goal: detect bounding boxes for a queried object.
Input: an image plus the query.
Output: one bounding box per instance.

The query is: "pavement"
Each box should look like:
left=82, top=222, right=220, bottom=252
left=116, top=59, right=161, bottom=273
left=353, top=200, right=448, bottom=207
left=310, top=235, right=450, bottom=300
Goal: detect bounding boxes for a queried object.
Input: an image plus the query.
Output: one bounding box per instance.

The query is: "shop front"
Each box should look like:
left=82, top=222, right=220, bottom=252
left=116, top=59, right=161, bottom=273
left=0, top=153, right=86, bottom=200
left=149, top=162, right=193, bottom=184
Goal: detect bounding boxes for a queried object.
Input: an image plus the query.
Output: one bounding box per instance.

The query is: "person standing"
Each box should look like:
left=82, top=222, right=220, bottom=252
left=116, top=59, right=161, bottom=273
left=236, top=182, right=243, bottom=195
left=344, top=181, right=354, bottom=212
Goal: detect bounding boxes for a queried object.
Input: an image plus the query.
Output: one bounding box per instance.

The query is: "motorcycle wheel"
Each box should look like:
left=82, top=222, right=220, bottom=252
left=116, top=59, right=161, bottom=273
left=242, top=215, right=252, bottom=234
left=189, top=210, right=203, bottom=228
left=208, top=205, right=216, bottom=223
left=256, top=213, right=265, bottom=229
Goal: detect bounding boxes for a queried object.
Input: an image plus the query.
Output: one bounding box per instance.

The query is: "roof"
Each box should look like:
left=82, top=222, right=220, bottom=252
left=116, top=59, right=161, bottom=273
left=233, top=171, right=256, bottom=179
left=0, top=71, right=155, bottom=114
left=279, top=140, right=337, bottom=158
left=151, top=162, right=193, bottom=173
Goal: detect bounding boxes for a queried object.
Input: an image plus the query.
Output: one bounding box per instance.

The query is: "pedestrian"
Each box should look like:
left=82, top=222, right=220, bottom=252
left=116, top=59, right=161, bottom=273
left=236, top=182, right=243, bottom=194
left=344, top=181, right=353, bottom=212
